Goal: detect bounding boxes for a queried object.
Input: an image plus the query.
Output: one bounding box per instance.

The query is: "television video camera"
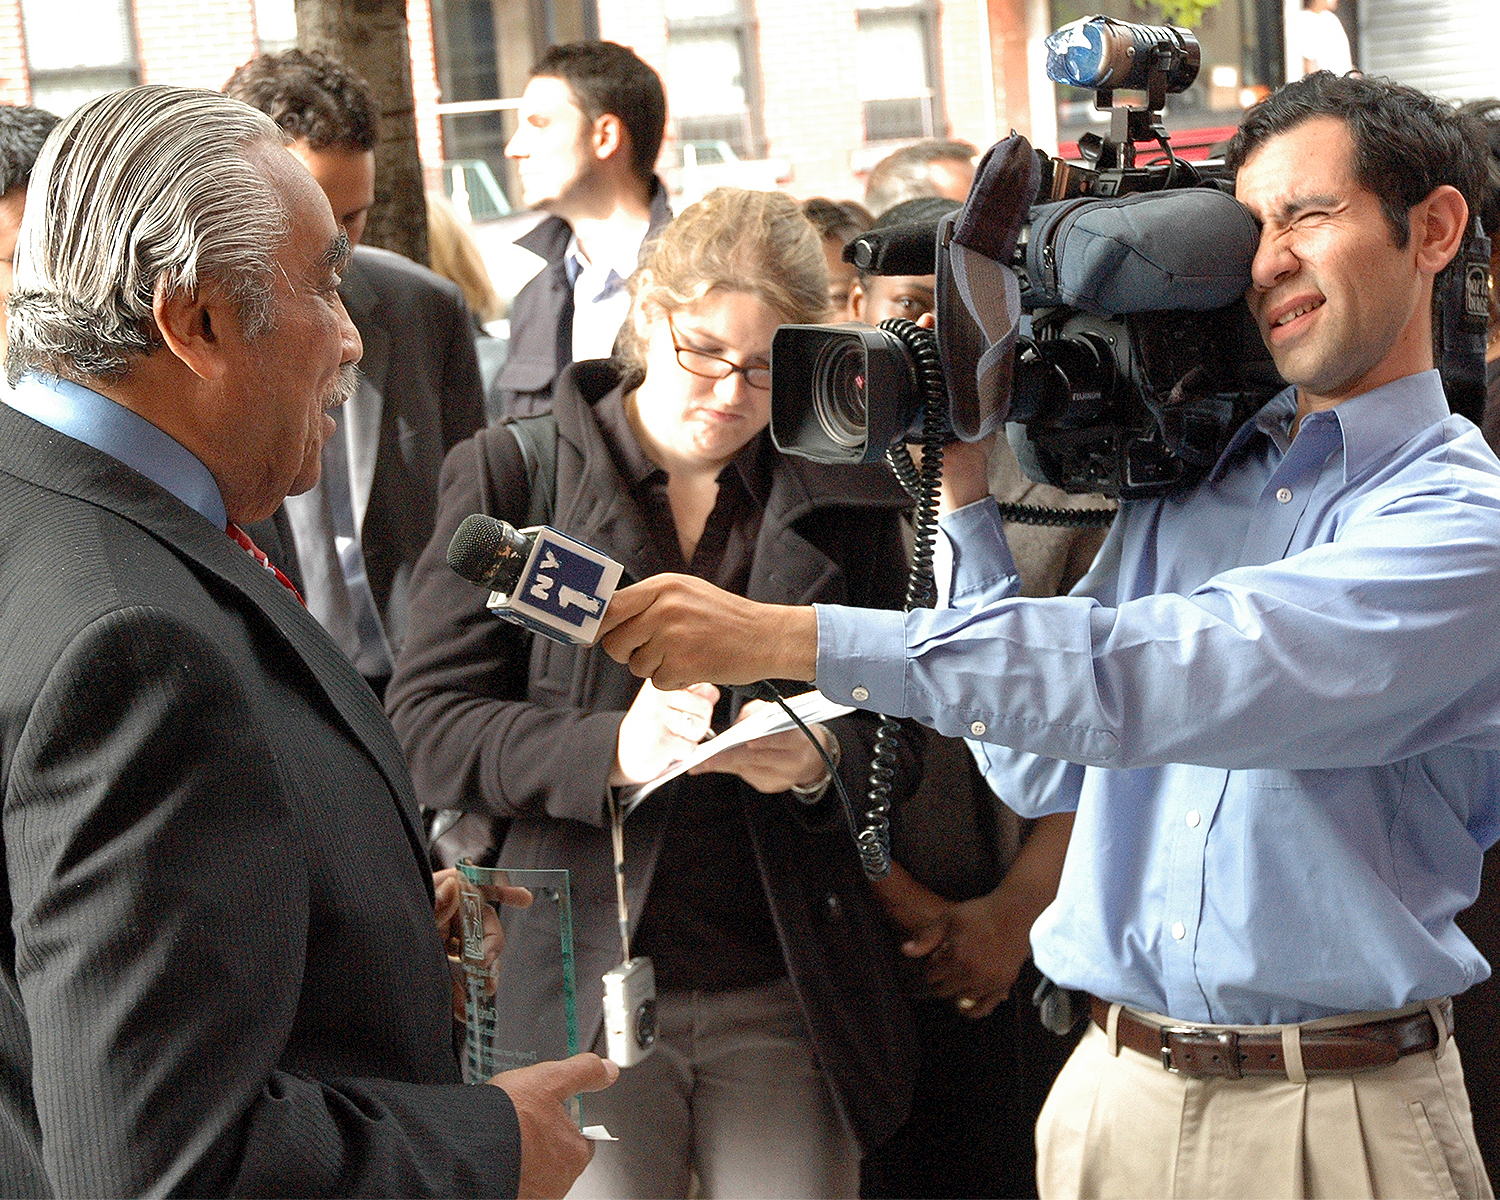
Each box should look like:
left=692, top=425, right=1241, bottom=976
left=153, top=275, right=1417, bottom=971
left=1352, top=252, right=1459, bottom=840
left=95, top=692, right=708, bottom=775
left=771, top=14, right=1282, bottom=500
left=769, top=14, right=1490, bottom=500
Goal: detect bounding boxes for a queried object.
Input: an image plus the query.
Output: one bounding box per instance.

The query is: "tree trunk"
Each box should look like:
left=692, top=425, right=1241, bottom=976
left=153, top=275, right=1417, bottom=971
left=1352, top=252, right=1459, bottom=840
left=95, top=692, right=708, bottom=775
left=294, top=0, right=428, bottom=265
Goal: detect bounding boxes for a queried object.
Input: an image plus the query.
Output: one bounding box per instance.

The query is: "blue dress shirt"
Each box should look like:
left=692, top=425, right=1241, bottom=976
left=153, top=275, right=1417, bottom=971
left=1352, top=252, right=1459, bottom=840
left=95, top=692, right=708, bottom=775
left=816, top=369, right=1500, bottom=1025
left=4, top=372, right=227, bottom=528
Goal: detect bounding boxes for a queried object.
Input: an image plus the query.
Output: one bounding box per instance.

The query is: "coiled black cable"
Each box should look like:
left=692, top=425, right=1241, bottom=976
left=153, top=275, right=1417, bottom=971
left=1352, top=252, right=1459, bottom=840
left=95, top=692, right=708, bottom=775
left=994, top=501, right=1116, bottom=528
left=852, top=318, right=949, bottom=879
left=854, top=321, right=1117, bottom=878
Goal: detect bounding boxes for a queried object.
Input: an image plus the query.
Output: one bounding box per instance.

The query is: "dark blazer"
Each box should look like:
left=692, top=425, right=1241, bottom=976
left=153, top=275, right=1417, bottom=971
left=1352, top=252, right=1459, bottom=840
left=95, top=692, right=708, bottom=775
left=491, top=183, right=671, bottom=420
left=489, top=215, right=572, bottom=419
left=387, top=361, right=920, bottom=1152
left=0, top=402, right=519, bottom=1196
left=253, top=246, right=485, bottom=675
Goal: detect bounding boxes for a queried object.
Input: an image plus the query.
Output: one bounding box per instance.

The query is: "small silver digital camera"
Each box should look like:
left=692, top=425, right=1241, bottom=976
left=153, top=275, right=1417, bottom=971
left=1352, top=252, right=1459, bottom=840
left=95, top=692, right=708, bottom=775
left=602, top=956, right=657, bottom=1067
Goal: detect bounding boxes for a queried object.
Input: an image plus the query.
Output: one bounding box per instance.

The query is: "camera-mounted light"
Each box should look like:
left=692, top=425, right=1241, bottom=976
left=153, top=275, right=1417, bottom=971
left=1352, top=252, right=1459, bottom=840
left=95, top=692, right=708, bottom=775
left=1044, top=15, right=1200, bottom=96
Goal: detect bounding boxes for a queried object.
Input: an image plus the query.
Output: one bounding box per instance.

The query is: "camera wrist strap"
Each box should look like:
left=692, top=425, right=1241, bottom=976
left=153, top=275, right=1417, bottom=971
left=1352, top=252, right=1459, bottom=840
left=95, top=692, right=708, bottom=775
left=605, top=789, right=632, bottom=964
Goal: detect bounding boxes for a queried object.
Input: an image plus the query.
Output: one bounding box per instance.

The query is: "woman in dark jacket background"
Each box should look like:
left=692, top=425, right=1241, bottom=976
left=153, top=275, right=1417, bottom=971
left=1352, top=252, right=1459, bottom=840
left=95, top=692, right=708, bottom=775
left=387, top=188, right=920, bottom=1199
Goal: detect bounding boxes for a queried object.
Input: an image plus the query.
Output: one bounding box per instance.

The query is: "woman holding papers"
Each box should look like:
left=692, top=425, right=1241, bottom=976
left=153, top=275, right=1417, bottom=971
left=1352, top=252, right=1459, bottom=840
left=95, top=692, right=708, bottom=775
left=388, top=188, right=922, bottom=1199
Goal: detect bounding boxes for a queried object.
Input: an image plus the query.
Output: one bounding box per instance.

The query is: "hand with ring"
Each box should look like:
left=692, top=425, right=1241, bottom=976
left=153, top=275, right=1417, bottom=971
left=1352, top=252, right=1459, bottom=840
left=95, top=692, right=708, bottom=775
left=901, top=893, right=1028, bottom=1020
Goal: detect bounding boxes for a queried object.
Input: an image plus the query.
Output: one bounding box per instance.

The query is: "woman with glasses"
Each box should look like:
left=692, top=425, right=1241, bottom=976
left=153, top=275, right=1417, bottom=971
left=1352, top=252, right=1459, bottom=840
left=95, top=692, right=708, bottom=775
left=388, top=188, right=921, bottom=1199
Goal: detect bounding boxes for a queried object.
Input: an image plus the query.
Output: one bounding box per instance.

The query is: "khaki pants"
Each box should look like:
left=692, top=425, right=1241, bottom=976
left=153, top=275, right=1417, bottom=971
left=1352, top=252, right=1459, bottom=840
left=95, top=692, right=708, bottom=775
left=1038, top=1009, right=1493, bottom=1199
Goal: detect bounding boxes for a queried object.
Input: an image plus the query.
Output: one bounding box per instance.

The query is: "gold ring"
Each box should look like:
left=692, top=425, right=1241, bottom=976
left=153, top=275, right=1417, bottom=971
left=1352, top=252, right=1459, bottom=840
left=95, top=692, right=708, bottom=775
left=957, top=996, right=977, bottom=1011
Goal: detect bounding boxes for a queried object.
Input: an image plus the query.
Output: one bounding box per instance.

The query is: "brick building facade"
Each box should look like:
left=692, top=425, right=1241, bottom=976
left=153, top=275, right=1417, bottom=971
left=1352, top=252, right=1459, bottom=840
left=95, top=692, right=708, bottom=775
left=0, top=0, right=444, bottom=174
left=0, top=0, right=1043, bottom=208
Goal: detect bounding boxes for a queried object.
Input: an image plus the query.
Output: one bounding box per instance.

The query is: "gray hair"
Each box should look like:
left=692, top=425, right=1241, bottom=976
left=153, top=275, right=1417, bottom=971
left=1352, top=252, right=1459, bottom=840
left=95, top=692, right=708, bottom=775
left=8, top=85, right=288, bottom=385
left=863, top=138, right=978, bottom=216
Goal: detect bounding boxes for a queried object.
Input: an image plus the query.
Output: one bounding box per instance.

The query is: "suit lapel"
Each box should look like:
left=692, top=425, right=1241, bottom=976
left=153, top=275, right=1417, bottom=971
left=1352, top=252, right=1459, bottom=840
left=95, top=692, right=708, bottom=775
left=340, top=253, right=388, bottom=536
left=0, top=405, right=429, bottom=869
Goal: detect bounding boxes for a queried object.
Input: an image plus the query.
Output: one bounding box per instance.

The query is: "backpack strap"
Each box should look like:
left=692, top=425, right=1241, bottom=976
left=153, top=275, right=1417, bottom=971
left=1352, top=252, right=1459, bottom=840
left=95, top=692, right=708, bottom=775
left=429, top=413, right=559, bottom=871
left=506, top=412, right=559, bottom=528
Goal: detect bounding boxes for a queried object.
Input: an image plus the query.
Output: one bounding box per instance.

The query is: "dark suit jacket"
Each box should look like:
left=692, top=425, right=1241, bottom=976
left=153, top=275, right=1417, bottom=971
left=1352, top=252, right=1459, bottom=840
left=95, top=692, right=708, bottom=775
left=253, top=246, right=485, bottom=677
left=0, top=401, right=519, bottom=1196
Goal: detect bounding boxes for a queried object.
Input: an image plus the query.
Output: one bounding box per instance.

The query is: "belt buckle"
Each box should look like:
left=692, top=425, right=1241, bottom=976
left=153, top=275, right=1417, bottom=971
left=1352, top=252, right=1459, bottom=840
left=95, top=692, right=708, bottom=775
left=1159, top=1025, right=1242, bottom=1078
left=1159, top=1024, right=1193, bottom=1072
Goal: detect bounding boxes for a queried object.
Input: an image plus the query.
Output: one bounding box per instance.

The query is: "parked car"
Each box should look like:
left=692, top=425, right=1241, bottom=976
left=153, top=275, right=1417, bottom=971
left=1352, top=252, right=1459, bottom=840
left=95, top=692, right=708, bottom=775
left=662, top=139, right=792, bottom=203
left=436, top=158, right=548, bottom=312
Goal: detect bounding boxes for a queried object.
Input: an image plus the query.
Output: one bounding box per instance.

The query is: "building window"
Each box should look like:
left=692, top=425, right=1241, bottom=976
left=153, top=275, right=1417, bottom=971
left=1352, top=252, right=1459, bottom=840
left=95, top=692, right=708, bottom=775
left=431, top=0, right=512, bottom=201
left=857, top=0, right=943, bottom=143
left=20, top=0, right=139, bottom=116
left=665, top=0, right=762, bottom=158
left=254, top=0, right=298, bottom=55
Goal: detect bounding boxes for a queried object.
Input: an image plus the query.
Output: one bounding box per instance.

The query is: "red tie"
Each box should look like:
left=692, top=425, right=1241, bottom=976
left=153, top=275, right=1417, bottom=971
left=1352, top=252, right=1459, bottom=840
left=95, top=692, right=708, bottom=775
left=227, top=522, right=305, bottom=605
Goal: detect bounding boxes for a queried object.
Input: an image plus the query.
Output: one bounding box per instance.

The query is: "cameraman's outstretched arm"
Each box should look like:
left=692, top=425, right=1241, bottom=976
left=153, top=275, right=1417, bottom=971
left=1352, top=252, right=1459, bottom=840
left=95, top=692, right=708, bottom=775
left=598, top=436, right=1003, bottom=691
left=599, top=578, right=817, bottom=690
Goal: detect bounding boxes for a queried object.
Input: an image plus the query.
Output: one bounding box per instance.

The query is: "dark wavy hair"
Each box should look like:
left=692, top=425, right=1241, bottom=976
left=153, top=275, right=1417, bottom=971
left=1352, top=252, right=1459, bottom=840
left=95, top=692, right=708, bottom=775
left=223, top=49, right=377, bottom=153
left=1226, top=72, right=1486, bottom=250
left=0, top=104, right=59, bottom=196
left=532, top=42, right=666, bottom=186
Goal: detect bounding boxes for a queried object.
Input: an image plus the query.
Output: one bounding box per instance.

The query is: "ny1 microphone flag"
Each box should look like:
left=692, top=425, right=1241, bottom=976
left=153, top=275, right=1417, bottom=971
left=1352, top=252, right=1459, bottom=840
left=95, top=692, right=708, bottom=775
left=486, top=526, right=623, bottom=646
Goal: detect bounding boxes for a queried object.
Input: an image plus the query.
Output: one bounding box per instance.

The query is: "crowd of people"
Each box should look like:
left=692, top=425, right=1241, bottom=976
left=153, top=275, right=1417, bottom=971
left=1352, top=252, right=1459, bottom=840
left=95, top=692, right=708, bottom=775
left=0, top=30, right=1495, bottom=1200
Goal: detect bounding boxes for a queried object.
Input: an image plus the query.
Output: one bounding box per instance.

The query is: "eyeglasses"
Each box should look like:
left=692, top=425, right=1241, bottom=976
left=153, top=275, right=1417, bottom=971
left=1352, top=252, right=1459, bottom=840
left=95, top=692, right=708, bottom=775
left=667, top=314, right=772, bottom=390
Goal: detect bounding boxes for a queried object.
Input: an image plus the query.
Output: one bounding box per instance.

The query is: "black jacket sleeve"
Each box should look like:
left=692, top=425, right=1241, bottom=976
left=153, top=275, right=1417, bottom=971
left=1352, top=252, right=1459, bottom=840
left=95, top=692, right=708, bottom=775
left=386, top=429, right=624, bottom=829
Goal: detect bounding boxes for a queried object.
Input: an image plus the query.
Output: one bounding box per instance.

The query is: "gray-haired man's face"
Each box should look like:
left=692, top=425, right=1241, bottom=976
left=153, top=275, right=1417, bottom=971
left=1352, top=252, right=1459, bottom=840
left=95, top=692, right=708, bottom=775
left=207, top=145, right=362, bottom=522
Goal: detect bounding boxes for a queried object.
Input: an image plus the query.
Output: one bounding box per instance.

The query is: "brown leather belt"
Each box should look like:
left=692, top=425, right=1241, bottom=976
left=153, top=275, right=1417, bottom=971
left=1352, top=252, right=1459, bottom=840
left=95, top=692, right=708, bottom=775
left=1090, top=995, right=1451, bottom=1079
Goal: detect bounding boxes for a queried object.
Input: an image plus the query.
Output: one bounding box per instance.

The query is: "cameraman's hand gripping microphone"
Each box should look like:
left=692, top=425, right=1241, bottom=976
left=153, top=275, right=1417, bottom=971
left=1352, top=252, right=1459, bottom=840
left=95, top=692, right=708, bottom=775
left=447, top=513, right=624, bottom=647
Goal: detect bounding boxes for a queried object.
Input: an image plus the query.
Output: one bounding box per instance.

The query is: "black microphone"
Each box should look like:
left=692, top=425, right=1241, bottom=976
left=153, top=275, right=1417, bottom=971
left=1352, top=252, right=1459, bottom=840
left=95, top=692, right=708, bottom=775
left=446, top=513, right=625, bottom=646
left=448, top=513, right=533, bottom=594
left=843, top=219, right=945, bottom=277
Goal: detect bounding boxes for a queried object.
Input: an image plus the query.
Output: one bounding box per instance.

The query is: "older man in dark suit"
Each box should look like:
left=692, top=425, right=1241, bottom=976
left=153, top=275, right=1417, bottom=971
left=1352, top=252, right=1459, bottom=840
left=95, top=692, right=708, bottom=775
left=0, top=85, right=612, bottom=1197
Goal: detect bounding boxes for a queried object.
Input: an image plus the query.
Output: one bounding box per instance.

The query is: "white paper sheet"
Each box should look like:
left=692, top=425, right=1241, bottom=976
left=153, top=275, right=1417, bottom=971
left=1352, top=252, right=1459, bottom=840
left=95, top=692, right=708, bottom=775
left=619, top=690, right=855, bottom=816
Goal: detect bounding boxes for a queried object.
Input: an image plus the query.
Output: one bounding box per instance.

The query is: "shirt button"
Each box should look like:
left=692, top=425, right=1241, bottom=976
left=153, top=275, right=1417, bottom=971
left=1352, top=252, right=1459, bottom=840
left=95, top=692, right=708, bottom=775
left=851, top=686, right=869, bottom=702
left=970, top=720, right=987, bottom=736
left=1185, top=809, right=1201, bottom=828
left=1171, top=921, right=1187, bottom=940
left=1276, top=487, right=1293, bottom=504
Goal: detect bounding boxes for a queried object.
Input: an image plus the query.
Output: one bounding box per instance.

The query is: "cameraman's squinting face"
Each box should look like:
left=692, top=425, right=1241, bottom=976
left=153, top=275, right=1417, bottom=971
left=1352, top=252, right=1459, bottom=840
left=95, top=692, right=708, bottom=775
left=1237, top=116, right=1432, bottom=414
left=852, top=273, right=936, bottom=325
left=633, top=289, right=780, bottom=471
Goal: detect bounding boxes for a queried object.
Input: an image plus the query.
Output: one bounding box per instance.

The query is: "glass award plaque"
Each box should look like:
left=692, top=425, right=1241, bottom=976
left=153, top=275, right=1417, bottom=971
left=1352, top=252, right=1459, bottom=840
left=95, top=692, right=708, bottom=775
left=454, top=864, right=579, bottom=1084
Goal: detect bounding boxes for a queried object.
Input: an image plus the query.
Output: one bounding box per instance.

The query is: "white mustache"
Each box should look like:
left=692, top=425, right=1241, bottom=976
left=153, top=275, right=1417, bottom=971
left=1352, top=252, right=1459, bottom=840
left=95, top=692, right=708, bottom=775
left=324, top=363, right=359, bottom=410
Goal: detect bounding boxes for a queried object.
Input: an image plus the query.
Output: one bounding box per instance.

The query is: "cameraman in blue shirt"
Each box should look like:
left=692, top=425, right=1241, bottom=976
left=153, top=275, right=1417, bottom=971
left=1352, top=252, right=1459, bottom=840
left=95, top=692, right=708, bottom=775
left=601, top=72, right=1497, bottom=1198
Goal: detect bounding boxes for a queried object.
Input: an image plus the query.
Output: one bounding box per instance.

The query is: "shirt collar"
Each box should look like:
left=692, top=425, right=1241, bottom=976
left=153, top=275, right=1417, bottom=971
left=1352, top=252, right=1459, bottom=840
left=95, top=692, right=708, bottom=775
left=566, top=219, right=650, bottom=295
left=562, top=178, right=671, bottom=288
left=1323, top=369, right=1449, bottom=482
left=1209, top=369, right=1450, bottom=485
left=5, top=372, right=228, bottom=528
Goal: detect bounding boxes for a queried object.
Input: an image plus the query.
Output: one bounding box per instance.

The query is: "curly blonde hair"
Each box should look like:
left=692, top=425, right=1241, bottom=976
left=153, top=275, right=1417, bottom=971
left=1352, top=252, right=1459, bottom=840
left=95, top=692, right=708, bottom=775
left=617, top=187, right=829, bottom=377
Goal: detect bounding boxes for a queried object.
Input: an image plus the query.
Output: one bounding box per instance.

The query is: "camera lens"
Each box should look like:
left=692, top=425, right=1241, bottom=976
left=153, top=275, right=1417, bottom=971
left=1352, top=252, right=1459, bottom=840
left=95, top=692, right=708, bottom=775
left=810, top=338, right=870, bottom=450
left=635, top=998, right=658, bottom=1050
